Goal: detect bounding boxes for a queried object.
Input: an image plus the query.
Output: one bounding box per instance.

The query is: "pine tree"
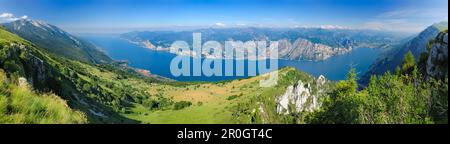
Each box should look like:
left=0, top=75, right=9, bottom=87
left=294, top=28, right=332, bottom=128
left=402, top=51, right=416, bottom=74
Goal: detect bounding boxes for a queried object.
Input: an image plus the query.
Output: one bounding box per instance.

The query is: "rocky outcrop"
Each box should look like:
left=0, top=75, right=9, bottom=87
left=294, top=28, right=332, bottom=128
left=276, top=75, right=327, bottom=114
left=18, top=77, right=28, bottom=87
left=6, top=43, right=50, bottom=90
left=316, top=75, right=326, bottom=85
left=27, top=53, right=47, bottom=86
left=426, top=31, right=448, bottom=79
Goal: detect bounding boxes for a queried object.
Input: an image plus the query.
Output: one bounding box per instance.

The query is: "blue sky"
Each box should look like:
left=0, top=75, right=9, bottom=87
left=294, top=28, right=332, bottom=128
left=0, top=0, right=448, bottom=33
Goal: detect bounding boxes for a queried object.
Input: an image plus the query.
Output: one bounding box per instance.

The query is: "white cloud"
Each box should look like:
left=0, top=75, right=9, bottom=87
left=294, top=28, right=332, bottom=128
left=289, top=24, right=351, bottom=29
left=0, top=12, right=28, bottom=23
left=377, top=8, right=448, bottom=20
left=214, top=22, right=226, bottom=27
left=361, top=22, right=384, bottom=30
left=319, top=25, right=350, bottom=30
left=0, top=13, right=14, bottom=18
left=360, top=19, right=431, bottom=32
left=236, top=23, right=247, bottom=26
left=361, top=8, right=448, bottom=32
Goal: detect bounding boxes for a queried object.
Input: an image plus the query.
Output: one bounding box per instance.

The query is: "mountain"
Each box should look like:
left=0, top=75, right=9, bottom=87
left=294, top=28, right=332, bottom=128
left=1, top=27, right=139, bottom=123
left=1, top=27, right=87, bottom=123
left=121, top=28, right=404, bottom=61
left=1, top=19, right=112, bottom=64
left=1, top=25, right=448, bottom=124
left=277, top=38, right=351, bottom=61
left=361, top=21, right=448, bottom=85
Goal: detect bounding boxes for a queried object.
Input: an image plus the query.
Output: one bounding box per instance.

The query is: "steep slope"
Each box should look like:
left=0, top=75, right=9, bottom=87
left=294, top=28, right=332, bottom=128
left=1, top=26, right=87, bottom=123
left=1, top=27, right=139, bottom=123
left=0, top=69, right=87, bottom=124
left=2, top=19, right=112, bottom=64
left=425, top=30, right=448, bottom=123
left=361, top=21, right=448, bottom=85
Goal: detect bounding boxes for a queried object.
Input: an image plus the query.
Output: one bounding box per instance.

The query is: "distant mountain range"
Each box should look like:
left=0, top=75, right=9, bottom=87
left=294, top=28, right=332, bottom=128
left=360, top=21, right=448, bottom=85
left=121, top=28, right=405, bottom=61
left=1, top=19, right=112, bottom=64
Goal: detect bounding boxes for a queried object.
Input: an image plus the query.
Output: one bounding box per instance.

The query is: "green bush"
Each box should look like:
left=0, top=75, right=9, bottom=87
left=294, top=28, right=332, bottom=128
left=306, top=52, right=446, bottom=124
left=173, top=101, right=192, bottom=110
left=227, top=95, right=239, bottom=101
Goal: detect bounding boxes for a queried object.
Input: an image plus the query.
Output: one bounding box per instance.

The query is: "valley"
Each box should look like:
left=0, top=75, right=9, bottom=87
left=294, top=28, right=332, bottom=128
left=0, top=19, right=448, bottom=124
left=85, top=35, right=382, bottom=81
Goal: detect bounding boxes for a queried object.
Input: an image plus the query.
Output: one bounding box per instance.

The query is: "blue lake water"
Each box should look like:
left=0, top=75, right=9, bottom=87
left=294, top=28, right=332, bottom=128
left=84, top=35, right=381, bottom=82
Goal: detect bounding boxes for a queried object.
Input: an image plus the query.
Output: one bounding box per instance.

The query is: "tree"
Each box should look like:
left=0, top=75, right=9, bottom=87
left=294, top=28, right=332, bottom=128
left=347, top=68, right=358, bottom=93
left=82, top=83, right=91, bottom=91
left=308, top=69, right=363, bottom=124
left=402, top=51, right=416, bottom=74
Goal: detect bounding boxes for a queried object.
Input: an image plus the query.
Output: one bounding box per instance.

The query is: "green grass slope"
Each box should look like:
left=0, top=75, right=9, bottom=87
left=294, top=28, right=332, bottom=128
left=0, top=69, right=87, bottom=124
left=1, top=27, right=138, bottom=123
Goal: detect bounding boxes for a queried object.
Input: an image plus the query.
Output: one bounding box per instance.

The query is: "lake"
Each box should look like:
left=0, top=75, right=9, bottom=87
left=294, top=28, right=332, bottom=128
left=83, top=35, right=381, bottom=82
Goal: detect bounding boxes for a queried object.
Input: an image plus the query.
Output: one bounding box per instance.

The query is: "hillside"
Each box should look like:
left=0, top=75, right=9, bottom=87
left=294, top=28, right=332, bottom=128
left=1, top=19, right=112, bottom=64
left=361, top=22, right=448, bottom=85
left=122, top=67, right=330, bottom=124
left=1, top=27, right=139, bottom=123
left=0, top=28, right=87, bottom=123
left=0, top=69, right=87, bottom=124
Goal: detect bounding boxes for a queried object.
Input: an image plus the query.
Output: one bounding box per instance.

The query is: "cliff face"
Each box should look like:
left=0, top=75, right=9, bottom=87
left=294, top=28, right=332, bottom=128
left=2, top=43, right=65, bottom=92
left=426, top=31, right=448, bottom=80
left=278, top=38, right=352, bottom=61
left=276, top=75, right=327, bottom=114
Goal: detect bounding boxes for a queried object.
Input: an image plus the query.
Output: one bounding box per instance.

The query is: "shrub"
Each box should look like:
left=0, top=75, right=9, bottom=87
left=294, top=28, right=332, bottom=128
left=173, top=101, right=192, bottom=110
left=227, top=95, right=239, bottom=101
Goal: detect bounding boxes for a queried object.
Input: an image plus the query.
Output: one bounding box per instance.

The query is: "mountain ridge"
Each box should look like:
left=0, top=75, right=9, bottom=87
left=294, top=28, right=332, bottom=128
left=360, top=21, right=448, bottom=85
left=1, top=19, right=112, bottom=64
left=121, top=28, right=403, bottom=61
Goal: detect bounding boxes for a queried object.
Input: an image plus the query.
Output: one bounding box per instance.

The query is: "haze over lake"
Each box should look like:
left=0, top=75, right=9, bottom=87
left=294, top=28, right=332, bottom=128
left=84, top=35, right=382, bottom=81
